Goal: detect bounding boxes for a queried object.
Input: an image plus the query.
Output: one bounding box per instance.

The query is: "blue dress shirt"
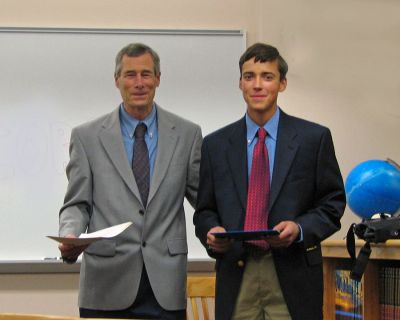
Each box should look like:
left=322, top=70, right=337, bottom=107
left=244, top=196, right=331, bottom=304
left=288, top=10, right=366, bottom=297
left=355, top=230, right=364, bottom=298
left=245, top=108, right=280, bottom=182
left=119, top=103, right=158, bottom=178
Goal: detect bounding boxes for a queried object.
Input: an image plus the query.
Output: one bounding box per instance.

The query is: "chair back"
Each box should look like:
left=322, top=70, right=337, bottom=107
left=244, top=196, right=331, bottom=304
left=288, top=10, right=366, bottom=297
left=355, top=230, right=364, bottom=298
left=187, top=276, right=215, bottom=320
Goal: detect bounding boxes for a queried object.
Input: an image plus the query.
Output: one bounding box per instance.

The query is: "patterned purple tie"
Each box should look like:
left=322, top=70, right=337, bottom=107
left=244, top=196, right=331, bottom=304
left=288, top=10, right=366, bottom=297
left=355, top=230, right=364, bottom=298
left=244, top=127, right=270, bottom=249
left=132, top=123, right=150, bottom=207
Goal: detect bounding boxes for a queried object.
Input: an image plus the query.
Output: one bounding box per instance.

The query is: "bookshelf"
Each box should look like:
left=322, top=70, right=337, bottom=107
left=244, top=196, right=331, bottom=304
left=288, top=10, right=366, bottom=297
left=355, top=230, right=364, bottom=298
left=322, top=240, right=400, bottom=320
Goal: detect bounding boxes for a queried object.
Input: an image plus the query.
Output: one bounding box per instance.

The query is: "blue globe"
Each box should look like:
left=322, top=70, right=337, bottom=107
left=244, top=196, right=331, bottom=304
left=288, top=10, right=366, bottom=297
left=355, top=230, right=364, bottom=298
left=345, top=159, right=400, bottom=219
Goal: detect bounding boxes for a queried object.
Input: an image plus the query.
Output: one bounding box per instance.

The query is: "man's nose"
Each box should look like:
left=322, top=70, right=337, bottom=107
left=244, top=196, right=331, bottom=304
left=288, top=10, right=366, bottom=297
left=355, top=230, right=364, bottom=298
left=134, top=75, right=144, bottom=87
left=253, top=76, right=262, bottom=89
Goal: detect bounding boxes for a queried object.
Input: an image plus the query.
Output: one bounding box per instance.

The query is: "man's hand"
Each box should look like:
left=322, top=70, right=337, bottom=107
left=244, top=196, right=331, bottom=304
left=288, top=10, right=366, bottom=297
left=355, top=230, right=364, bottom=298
left=207, top=226, right=233, bottom=253
left=58, top=234, right=88, bottom=262
left=267, top=221, right=300, bottom=248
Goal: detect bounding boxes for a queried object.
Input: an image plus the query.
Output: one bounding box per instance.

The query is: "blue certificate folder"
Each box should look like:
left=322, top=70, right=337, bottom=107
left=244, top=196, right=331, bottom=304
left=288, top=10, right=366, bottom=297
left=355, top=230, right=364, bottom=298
left=212, top=229, right=280, bottom=240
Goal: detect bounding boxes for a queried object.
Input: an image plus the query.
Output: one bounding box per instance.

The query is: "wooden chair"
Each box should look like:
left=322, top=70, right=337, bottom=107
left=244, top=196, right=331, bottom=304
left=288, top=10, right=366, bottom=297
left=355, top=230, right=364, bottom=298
left=187, top=276, right=216, bottom=320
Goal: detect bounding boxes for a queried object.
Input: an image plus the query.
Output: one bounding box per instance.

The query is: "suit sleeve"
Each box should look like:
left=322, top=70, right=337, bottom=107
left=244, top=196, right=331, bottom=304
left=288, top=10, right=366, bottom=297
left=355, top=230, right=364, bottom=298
left=296, top=128, right=346, bottom=248
left=193, top=139, right=221, bottom=250
left=59, top=128, right=92, bottom=237
left=185, top=125, right=203, bottom=208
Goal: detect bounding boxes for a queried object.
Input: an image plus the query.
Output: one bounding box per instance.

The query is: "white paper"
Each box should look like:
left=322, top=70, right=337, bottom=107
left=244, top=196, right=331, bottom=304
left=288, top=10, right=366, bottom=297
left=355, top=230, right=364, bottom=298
left=79, top=222, right=133, bottom=239
left=47, top=221, right=133, bottom=245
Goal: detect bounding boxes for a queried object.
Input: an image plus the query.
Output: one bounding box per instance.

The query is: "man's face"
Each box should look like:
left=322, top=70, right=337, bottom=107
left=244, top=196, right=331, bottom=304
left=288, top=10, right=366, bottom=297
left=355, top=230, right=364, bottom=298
left=115, top=53, right=160, bottom=118
left=239, top=58, right=286, bottom=120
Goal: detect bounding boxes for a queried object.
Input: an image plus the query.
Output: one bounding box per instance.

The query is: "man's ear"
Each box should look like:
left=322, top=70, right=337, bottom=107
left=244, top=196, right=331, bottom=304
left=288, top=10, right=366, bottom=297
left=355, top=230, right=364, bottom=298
left=155, top=73, right=161, bottom=87
left=279, top=78, right=287, bottom=92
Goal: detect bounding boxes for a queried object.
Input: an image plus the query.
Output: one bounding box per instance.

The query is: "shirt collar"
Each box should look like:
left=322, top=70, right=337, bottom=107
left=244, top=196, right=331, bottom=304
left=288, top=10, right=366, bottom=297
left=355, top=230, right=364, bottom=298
left=119, top=103, right=157, bottom=139
left=245, top=107, right=280, bottom=144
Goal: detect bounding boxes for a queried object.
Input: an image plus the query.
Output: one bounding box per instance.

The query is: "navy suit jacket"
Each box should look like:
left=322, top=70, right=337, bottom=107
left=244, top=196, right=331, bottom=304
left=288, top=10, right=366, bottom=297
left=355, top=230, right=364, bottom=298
left=194, top=110, right=346, bottom=320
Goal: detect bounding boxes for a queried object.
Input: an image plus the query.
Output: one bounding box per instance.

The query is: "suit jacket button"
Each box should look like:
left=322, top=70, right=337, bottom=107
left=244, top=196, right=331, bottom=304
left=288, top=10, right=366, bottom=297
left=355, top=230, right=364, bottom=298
left=139, top=209, right=144, bottom=215
left=142, top=241, right=146, bottom=247
left=237, top=260, right=245, bottom=268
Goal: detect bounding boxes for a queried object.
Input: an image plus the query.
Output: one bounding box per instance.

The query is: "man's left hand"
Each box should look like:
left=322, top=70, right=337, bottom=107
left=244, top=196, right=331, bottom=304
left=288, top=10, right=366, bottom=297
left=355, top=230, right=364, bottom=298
left=267, top=221, right=300, bottom=248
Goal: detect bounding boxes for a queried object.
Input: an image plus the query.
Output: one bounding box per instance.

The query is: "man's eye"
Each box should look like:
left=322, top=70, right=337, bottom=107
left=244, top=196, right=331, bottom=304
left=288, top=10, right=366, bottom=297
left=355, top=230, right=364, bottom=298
left=243, top=74, right=253, bottom=80
left=263, top=74, right=274, bottom=81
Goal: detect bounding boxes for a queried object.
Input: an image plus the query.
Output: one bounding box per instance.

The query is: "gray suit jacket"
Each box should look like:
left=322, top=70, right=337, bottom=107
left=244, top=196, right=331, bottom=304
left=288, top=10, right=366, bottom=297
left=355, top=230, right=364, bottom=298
left=59, top=105, right=202, bottom=311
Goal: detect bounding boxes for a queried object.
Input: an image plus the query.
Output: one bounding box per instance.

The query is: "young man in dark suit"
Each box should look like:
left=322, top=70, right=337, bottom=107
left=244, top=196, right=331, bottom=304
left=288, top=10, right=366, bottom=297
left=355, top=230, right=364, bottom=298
left=194, top=43, right=346, bottom=320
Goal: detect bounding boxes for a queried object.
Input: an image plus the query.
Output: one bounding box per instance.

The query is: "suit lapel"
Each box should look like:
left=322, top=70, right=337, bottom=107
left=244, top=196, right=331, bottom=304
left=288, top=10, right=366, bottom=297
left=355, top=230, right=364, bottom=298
left=227, top=118, right=248, bottom=210
left=99, top=108, right=141, bottom=200
left=147, top=106, right=178, bottom=206
left=269, top=111, right=299, bottom=210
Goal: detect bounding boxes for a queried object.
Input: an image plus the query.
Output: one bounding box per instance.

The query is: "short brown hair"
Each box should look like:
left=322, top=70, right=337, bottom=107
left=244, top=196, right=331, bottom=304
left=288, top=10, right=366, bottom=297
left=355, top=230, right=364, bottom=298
left=239, top=43, right=288, bottom=80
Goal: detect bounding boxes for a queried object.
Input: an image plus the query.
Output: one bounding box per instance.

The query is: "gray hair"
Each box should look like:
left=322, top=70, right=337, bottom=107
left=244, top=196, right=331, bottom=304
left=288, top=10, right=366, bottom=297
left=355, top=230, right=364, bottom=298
left=114, top=43, right=161, bottom=77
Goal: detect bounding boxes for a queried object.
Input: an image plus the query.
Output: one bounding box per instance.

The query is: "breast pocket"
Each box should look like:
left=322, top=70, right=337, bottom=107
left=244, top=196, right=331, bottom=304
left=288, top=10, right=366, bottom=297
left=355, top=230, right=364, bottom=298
left=285, top=172, right=310, bottom=184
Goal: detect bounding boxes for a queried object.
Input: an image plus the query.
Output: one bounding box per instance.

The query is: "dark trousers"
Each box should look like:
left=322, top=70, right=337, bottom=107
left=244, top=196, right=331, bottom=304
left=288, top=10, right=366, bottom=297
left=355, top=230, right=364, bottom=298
left=80, top=265, right=185, bottom=320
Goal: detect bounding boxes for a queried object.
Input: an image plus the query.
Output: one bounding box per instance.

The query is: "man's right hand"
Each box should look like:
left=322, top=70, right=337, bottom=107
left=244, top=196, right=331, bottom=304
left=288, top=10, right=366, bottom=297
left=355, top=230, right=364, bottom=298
left=207, top=226, right=233, bottom=253
left=58, top=234, right=88, bottom=263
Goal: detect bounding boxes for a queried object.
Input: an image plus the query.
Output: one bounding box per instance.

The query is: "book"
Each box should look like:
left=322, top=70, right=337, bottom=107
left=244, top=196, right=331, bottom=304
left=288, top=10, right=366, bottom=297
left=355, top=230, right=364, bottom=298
left=211, top=229, right=279, bottom=240
left=379, top=264, right=400, bottom=320
left=334, top=269, right=363, bottom=319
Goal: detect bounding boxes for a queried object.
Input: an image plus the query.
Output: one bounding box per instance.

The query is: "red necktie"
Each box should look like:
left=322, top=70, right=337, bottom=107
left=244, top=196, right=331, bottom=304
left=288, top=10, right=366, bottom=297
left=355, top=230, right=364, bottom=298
left=244, top=127, right=270, bottom=249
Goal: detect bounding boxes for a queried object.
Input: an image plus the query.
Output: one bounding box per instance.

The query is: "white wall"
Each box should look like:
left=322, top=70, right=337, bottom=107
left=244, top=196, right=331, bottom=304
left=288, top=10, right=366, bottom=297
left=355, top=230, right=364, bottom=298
left=0, top=274, right=79, bottom=316
left=0, top=0, right=399, bottom=316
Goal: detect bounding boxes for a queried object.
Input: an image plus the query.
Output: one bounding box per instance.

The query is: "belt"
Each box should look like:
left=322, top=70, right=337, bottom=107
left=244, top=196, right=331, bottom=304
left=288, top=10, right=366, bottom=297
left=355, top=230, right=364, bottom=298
left=244, top=243, right=271, bottom=260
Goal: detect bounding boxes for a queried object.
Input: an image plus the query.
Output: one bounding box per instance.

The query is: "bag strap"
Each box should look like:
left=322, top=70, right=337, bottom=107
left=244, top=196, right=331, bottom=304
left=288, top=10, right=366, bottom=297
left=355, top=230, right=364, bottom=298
left=346, top=223, right=356, bottom=260
left=346, top=222, right=372, bottom=282
left=350, top=241, right=371, bottom=282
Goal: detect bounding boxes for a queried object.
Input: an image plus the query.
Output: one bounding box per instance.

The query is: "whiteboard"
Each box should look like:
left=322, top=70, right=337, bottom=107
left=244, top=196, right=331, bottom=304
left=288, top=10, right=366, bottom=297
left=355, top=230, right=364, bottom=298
left=0, top=28, right=245, bottom=261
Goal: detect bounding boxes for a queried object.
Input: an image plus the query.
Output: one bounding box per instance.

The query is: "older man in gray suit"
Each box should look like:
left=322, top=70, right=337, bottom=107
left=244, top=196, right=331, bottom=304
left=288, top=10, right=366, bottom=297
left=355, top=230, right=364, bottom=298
left=58, top=43, right=202, bottom=320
